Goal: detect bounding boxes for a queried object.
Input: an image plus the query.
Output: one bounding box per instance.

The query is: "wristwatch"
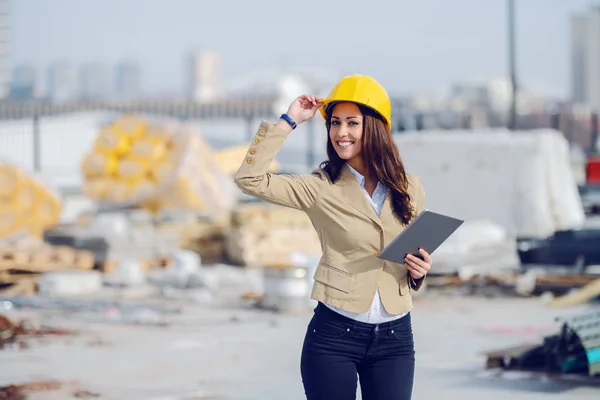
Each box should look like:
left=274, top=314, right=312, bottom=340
left=280, top=113, right=297, bottom=129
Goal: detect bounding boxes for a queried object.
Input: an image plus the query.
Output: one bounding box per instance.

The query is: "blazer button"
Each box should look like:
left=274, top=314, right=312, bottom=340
left=375, top=226, right=382, bottom=233
left=254, top=138, right=262, bottom=144
left=246, top=157, right=253, bottom=164
left=258, top=128, right=266, bottom=136
left=249, top=148, right=257, bottom=155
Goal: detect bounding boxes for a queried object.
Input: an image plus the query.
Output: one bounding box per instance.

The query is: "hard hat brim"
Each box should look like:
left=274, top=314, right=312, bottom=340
left=319, top=99, right=390, bottom=130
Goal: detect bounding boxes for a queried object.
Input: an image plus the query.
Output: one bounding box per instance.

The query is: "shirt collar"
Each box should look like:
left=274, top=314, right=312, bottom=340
left=346, top=163, right=388, bottom=191
left=346, top=163, right=365, bottom=186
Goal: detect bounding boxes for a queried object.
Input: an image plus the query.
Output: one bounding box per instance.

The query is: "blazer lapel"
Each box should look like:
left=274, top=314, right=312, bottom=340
left=338, top=165, right=381, bottom=225
left=379, top=192, right=394, bottom=223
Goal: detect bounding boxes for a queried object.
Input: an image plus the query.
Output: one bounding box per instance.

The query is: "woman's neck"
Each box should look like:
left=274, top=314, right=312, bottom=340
left=347, top=157, right=367, bottom=177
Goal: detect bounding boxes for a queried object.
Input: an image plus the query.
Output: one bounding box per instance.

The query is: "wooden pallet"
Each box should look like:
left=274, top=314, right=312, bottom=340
left=100, top=255, right=173, bottom=274
left=0, top=278, right=36, bottom=296
left=0, top=243, right=96, bottom=294
left=0, top=245, right=95, bottom=272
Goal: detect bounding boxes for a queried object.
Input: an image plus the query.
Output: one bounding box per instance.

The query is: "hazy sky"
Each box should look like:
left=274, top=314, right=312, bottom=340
left=12, top=0, right=600, bottom=97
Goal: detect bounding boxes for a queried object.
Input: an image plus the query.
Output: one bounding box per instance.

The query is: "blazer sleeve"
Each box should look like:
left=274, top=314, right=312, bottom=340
left=409, top=176, right=427, bottom=291
left=234, top=120, right=326, bottom=211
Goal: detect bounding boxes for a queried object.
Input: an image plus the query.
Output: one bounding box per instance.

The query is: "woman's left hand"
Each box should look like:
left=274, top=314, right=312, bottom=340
left=404, top=248, right=432, bottom=279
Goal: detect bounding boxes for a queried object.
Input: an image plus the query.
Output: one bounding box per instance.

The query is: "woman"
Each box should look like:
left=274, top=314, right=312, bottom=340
left=234, top=74, right=432, bottom=400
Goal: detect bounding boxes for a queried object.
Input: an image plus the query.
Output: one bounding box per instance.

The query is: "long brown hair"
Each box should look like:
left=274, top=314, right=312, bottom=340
left=319, top=103, right=414, bottom=225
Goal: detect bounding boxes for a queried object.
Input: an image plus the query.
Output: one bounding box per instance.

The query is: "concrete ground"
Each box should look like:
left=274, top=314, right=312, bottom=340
left=1, top=287, right=600, bottom=399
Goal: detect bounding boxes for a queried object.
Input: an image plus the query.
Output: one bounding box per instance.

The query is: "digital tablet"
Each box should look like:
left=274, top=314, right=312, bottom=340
left=377, top=209, right=464, bottom=263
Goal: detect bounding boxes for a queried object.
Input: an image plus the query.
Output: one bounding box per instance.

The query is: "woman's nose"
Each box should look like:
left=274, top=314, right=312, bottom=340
left=339, top=124, right=350, bottom=135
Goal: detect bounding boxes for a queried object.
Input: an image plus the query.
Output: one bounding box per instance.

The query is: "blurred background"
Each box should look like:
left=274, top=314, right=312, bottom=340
left=1, top=0, right=600, bottom=399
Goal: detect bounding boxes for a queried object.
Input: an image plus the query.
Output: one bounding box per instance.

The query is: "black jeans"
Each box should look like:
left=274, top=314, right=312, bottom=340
left=300, top=303, right=415, bottom=400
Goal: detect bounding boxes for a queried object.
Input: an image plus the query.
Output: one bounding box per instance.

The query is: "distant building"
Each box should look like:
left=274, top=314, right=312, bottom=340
left=10, top=64, right=36, bottom=100
left=116, top=61, right=141, bottom=99
left=47, top=61, right=78, bottom=101
left=79, top=62, right=114, bottom=100
left=570, top=7, right=600, bottom=111
left=185, top=51, right=220, bottom=103
left=571, top=14, right=588, bottom=103
left=0, top=0, right=11, bottom=99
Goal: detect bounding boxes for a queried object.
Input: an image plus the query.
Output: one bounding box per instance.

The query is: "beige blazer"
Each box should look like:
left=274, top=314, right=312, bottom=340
left=234, top=120, right=427, bottom=315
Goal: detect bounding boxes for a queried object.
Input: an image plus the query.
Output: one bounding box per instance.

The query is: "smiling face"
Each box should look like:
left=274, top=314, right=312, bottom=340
left=328, top=102, right=364, bottom=164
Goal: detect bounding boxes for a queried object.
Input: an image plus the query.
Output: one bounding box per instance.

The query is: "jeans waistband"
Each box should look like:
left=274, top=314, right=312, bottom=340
left=314, top=302, right=411, bottom=333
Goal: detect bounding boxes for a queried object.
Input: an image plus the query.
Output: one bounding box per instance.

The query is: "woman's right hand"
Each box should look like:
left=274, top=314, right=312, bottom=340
left=285, top=95, right=325, bottom=125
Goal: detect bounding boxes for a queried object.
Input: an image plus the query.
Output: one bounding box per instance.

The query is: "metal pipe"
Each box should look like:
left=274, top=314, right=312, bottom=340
left=591, top=112, right=599, bottom=153
left=508, top=0, right=518, bottom=130
left=246, top=115, right=254, bottom=141
left=33, top=115, right=41, bottom=171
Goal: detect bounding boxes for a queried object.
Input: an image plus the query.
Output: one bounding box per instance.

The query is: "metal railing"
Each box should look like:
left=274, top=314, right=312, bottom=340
left=0, top=103, right=598, bottom=183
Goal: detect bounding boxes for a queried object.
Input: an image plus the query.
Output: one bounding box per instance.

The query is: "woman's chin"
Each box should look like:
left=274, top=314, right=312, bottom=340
left=335, top=150, right=355, bottom=160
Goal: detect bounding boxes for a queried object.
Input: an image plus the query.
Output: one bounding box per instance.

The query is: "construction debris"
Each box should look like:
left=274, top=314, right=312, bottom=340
left=72, top=389, right=101, bottom=398
left=0, top=296, right=179, bottom=326
left=427, top=219, right=521, bottom=276
left=516, top=227, right=600, bottom=270
left=156, top=212, right=231, bottom=264
left=0, top=380, right=62, bottom=400
left=483, top=309, right=600, bottom=377
left=549, top=279, right=600, bottom=308
left=44, top=211, right=178, bottom=273
left=426, top=267, right=600, bottom=296
left=0, top=313, right=73, bottom=350
left=36, top=270, right=103, bottom=297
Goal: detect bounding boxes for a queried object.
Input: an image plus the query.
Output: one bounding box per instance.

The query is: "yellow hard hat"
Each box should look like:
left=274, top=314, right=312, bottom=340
left=319, top=74, right=392, bottom=130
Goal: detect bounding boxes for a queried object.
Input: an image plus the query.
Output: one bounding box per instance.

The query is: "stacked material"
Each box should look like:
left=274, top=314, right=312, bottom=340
left=81, top=114, right=236, bottom=216
left=0, top=163, right=62, bottom=240
left=396, top=128, right=585, bottom=238
left=226, top=203, right=321, bottom=267
left=44, top=212, right=179, bottom=274
left=156, top=212, right=231, bottom=263
left=0, top=236, right=95, bottom=295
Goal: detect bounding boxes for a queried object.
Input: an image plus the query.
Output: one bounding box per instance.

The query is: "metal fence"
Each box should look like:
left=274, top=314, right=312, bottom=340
left=0, top=102, right=598, bottom=193
left=0, top=109, right=327, bottom=186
